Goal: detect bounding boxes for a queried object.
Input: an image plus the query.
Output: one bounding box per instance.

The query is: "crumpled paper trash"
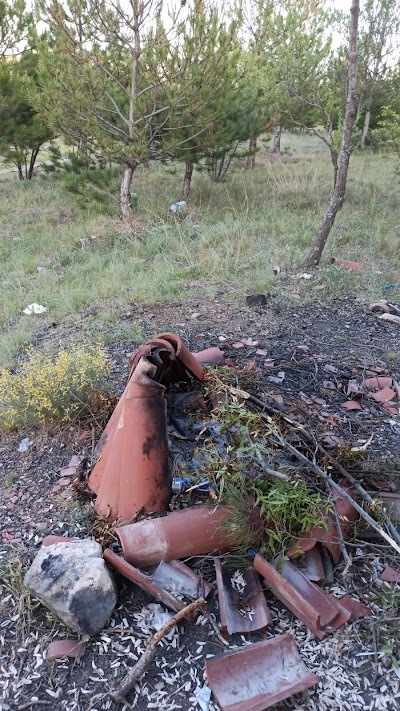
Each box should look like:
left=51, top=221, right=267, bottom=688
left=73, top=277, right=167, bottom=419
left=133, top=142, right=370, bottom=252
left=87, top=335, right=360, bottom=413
left=23, top=303, right=47, bottom=315
left=194, top=686, right=211, bottom=711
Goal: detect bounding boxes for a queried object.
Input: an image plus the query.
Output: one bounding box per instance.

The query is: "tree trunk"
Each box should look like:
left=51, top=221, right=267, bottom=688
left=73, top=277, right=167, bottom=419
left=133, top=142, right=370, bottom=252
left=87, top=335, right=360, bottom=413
left=17, top=163, right=24, bottom=181
left=27, top=149, right=39, bottom=180
left=179, top=160, right=193, bottom=200
left=246, top=136, right=257, bottom=170
left=120, top=165, right=135, bottom=218
left=360, top=107, right=371, bottom=150
left=302, top=0, right=360, bottom=269
left=272, top=125, right=282, bottom=153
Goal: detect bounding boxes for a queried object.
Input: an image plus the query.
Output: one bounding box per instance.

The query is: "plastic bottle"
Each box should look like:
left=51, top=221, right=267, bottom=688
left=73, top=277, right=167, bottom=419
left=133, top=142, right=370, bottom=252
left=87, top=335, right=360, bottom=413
left=169, top=200, right=187, bottom=213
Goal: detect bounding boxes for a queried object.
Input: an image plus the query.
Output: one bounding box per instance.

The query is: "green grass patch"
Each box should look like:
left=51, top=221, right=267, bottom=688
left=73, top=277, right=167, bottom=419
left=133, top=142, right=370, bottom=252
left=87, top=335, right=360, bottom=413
left=1, top=133, right=400, bottom=367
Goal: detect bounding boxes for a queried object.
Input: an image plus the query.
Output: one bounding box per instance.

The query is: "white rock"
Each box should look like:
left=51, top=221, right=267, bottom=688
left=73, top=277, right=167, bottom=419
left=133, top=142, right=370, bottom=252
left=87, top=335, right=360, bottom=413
left=24, top=540, right=117, bottom=636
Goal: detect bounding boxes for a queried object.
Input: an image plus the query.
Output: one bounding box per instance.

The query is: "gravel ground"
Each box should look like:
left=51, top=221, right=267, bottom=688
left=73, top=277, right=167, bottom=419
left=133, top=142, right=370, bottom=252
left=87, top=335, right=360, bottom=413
left=1, top=294, right=400, bottom=711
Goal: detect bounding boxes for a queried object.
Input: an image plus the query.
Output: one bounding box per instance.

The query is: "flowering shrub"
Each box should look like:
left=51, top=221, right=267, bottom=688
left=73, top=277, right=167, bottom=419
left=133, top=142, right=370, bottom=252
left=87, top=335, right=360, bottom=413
left=0, top=344, right=111, bottom=431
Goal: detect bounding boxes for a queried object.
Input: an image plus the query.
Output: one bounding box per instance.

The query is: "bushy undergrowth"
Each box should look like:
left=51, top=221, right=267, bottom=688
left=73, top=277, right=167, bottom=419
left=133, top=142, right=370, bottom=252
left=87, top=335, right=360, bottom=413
left=200, top=388, right=328, bottom=560
left=0, top=344, right=111, bottom=431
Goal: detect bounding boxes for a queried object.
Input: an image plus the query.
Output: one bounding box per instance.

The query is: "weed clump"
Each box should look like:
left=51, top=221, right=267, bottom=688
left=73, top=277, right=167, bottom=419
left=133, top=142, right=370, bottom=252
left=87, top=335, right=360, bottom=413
left=0, top=344, right=111, bottom=431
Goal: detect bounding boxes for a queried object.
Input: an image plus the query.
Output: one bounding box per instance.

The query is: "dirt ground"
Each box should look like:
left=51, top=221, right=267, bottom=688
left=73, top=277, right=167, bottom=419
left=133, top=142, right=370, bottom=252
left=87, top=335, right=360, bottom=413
left=1, top=294, right=400, bottom=711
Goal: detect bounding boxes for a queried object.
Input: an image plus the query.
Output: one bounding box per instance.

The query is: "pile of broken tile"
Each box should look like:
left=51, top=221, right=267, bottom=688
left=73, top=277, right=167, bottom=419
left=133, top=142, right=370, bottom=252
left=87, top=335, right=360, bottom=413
left=23, top=332, right=396, bottom=711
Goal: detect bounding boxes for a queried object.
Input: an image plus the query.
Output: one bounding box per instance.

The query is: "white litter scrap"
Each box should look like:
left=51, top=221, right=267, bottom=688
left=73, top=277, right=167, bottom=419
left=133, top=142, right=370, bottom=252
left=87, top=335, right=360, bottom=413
left=230, top=570, right=246, bottom=594
left=18, top=437, right=33, bottom=453
left=23, top=303, right=47, bottom=315
left=135, top=603, right=176, bottom=640
left=194, top=686, right=211, bottom=711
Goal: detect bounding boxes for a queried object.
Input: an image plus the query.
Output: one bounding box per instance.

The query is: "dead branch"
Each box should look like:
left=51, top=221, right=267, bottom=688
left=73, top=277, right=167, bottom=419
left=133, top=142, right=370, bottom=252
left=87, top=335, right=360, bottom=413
left=244, top=391, right=400, bottom=549
left=110, top=597, right=206, bottom=706
left=329, top=482, right=353, bottom=575
left=280, top=438, right=400, bottom=556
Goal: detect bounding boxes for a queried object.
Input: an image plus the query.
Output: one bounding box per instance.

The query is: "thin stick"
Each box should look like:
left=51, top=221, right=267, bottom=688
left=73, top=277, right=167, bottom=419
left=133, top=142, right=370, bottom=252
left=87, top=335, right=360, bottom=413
left=245, top=391, right=400, bottom=548
left=282, top=438, right=400, bottom=556
left=329, top=483, right=353, bottom=575
left=110, top=598, right=206, bottom=706
left=202, top=607, right=230, bottom=648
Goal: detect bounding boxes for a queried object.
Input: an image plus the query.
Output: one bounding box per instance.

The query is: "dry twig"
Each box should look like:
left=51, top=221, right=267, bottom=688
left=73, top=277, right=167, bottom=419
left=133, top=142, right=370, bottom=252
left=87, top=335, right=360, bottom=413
left=110, top=597, right=206, bottom=706
left=244, top=391, right=400, bottom=549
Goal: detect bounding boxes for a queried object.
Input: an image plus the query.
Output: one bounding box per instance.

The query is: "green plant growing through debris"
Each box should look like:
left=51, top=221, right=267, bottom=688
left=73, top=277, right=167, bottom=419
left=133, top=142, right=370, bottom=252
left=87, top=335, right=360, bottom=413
left=201, top=379, right=328, bottom=560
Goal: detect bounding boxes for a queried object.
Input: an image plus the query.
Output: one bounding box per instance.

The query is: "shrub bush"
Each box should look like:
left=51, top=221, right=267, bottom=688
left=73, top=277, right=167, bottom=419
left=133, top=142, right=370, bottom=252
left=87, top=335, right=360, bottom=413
left=0, top=344, right=111, bottom=431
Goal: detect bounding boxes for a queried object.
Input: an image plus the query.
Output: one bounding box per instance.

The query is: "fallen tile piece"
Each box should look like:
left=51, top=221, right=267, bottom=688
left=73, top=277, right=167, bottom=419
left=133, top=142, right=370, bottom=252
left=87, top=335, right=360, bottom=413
left=370, top=300, right=390, bottom=314
left=232, top=342, right=245, bottom=349
left=253, top=553, right=329, bottom=639
left=214, top=559, right=271, bottom=635
left=103, top=549, right=185, bottom=612
left=46, top=640, right=86, bottom=661
left=42, top=536, right=79, bottom=546
left=299, top=547, right=326, bottom=583
left=331, top=258, right=365, bottom=272
left=380, top=566, right=400, bottom=583
left=152, top=560, right=214, bottom=601
left=116, top=505, right=243, bottom=568
left=364, top=377, right=393, bottom=389
left=370, top=386, right=396, bottom=403
left=342, top=400, right=363, bottom=410
left=338, top=596, right=372, bottom=621
left=378, top=313, right=400, bottom=324
left=205, top=634, right=319, bottom=711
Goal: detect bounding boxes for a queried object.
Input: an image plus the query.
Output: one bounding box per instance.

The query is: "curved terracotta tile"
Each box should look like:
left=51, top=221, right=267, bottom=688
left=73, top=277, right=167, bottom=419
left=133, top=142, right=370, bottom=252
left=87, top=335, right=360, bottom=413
left=90, top=356, right=170, bottom=523
left=116, top=505, right=237, bottom=567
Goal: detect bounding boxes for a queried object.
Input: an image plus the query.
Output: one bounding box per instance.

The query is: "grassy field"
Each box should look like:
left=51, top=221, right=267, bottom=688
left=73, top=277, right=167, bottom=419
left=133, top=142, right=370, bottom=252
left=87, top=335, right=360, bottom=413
left=0, top=132, right=399, bottom=368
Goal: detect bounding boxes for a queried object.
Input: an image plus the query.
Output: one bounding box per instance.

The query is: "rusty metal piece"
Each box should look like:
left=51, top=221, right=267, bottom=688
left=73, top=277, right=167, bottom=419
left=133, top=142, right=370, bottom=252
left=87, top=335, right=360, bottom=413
left=214, top=559, right=272, bottom=635
left=103, top=549, right=185, bottom=613
left=89, top=356, right=170, bottom=523
left=116, top=505, right=237, bottom=568
left=152, top=560, right=214, bottom=600
left=205, top=634, right=320, bottom=711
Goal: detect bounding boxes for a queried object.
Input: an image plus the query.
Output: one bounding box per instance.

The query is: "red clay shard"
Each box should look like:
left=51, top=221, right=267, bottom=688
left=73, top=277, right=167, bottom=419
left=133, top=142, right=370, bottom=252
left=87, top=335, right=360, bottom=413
left=194, top=347, right=225, bottom=365
left=331, top=258, right=365, bottom=272
left=205, top=634, right=320, bottom=711
left=287, top=485, right=358, bottom=564
left=338, top=595, right=372, bottom=621
left=90, top=355, right=170, bottom=523
left=253, top=553, right=351, bottom=639
left=298, top=546, right=326, bottom=583
left=103, top=549, right=185, bottom=612
left=116, top=505, right=239, bottom=568
left=214, top=559, right=272, bottom=635
left=380, top=566, right=400, bottom=583
left=46, top=640, right=86, bottom=661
